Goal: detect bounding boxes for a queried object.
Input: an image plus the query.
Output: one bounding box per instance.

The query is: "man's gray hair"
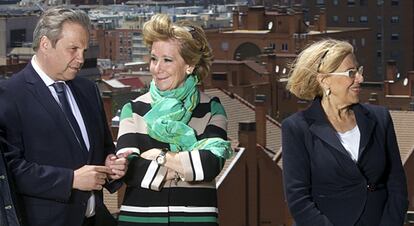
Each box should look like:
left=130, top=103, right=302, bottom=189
left=32, top=7, right=90, bottom=51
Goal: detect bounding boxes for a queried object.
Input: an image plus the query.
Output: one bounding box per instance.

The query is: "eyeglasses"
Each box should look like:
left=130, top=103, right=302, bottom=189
left=328, top=66, right=364, bottom=79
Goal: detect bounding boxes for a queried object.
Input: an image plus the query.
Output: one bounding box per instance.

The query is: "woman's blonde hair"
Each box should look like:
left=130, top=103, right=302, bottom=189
left=287, top=39, right=354, bottom=100
left=142, top=14, right=213, bottom=80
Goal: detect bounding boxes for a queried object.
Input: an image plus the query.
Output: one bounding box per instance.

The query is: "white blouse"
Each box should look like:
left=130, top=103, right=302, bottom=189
left=337, top=125, right=361, bottom=162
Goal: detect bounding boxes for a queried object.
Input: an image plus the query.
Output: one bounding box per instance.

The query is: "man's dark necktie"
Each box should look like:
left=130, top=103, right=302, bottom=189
left=52, top=82, right=87, bottom=152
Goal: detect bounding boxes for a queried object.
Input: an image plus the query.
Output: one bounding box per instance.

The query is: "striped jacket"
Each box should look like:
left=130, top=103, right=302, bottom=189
left=116, top=91, right=228, bottom=226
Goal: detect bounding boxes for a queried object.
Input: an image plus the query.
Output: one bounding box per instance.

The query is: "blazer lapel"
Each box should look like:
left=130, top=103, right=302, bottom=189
left=352, top=104, right=376, bottom=159
left=304, top=98, right=377, bottom=162
left=304, top=98, right=352, bottom=159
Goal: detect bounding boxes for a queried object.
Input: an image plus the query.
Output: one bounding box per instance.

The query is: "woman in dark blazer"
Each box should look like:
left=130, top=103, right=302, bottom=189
left=282, top=39, right=408, bottom=226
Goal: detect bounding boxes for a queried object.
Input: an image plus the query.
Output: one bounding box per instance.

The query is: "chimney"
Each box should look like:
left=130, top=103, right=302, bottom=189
left=368, top=92, right=378, bottom=105
left=385, top=60, right=397, bottom=81
left=313, top=15, right=320, bottom=32
left=255, top=94, right=266, bottom=147
left=384, top=60, right=397, bottom=96
left=319, top=9, right=326, bottom=33
left=232, top=9, right=239, bottom=30
left=410, top=97, right=414, bottom=111
left=102, top=91, right=113, bottom=126
left=240, top=12, right=247, bottom=29
left=238, top=121, right=258, bottom=226
left=238, top=121, right=256, bottom=150
left=102, top=91, right=118, bottom=141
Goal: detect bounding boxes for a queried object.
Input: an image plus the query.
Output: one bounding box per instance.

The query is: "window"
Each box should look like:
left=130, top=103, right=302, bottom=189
left=347, top=0, right=355, bottom=6
left=391, top=33, right=399, bottom=40
left=390, top=50, right=399, bottom=59
left=391, top=16, right=399, bottom=23
left=376, top=33, right=382, bottom=40
left=316, top=0, right=325, bottom=5
left=391, top=0, right=399, bottom=6
left=282, top=43, right=288, bottom=51
left=377, top=67, right=383, bottom=75
left=332, top=0, right=338, bottom=5
left=377, top=51, right=382, bottom=58
left=332, top=16, right=339, bottom=23
left=347, top=16, right=355, bottom=23
left=221, top=42, right=229, bottom=51
left=212, top=74, right=227, bottom=81
left=361, top=38, right=366, bottom=47
left=377, top=16, right=382, bottom=23
left=10, top=29, right=26, bottom=47
left=360, top=16, right=368, bottom=23
left=360, top=0, right=367, bottom=5
left=377, top=0, right=383, bottom=5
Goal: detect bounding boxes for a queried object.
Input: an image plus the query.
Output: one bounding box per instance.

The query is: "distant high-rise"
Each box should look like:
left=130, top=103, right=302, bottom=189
left=306, top=0, right=413, bottom=82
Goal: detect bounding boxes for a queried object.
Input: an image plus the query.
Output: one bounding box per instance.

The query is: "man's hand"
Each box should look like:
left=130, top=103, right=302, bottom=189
left=72, top=165, right=112, bottom=191
left=105, top=152, right=131, bottom=180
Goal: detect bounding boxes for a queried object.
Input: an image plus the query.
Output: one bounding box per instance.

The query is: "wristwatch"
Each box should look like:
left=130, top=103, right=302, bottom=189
left=156, top=148, right=168, bottom=166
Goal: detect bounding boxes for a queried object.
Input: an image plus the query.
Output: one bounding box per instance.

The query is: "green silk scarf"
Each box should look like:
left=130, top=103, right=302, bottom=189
left=143, top=75, right=232, bottom=159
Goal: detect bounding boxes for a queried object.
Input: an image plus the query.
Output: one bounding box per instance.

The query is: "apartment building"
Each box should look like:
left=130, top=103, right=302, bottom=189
left=0, top=13, right=38, bottom=65
left=306, top=0, right=413, bottom=81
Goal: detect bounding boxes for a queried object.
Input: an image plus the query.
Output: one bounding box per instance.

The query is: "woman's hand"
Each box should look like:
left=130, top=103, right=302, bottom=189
left=140, top=148, right=162, bottom=160
left=141, top=148, right=184, bottom=177
left=166, top=168, right=177, bottom=181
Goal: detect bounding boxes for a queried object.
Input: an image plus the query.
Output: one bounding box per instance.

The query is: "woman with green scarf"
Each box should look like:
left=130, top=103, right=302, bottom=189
left=116, top=14, right=232, bottom=226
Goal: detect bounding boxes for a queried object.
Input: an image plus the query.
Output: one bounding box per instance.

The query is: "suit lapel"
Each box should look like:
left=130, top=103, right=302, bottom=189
left=67, top=80, right=96, bottom=161
left=24, top=63, right=88, bottom=162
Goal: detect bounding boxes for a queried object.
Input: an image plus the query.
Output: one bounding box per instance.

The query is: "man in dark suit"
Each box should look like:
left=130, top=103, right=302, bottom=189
left=0, top=7, right=129, bottom=226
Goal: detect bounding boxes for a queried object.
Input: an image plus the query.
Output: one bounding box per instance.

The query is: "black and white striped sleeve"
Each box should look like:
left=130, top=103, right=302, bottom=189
left=116, top=101, right=168, bottom=191
left=179, top=97, right=228, bottom=182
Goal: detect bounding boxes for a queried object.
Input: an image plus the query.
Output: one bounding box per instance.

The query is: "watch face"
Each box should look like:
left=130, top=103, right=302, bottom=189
left=156, top=155, right=166, bottom=165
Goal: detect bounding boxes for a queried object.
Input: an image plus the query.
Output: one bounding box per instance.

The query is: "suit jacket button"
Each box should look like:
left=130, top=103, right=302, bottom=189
left=367, top=184, right=376, bottom=191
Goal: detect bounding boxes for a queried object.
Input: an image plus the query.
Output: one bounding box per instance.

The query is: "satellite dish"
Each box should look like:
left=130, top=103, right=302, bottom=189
left=275, top=65, right=279, bottom=73
left=403, top=77, right=408, bottom=86
left=268, top=21, right=273, bottom=30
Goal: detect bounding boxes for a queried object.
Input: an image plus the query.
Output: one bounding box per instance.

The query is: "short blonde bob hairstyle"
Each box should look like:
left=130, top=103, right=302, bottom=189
left=142, top=14, right=213, bottom=80
left=287, top=39, right=354, bottom=100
